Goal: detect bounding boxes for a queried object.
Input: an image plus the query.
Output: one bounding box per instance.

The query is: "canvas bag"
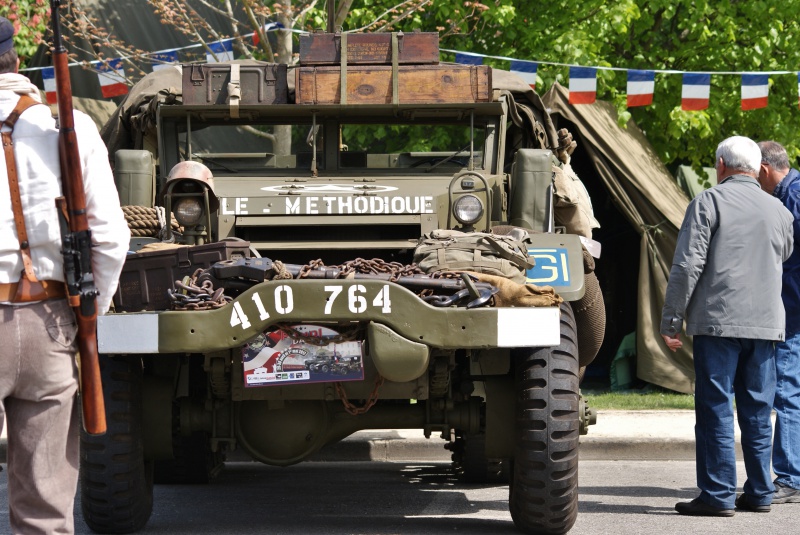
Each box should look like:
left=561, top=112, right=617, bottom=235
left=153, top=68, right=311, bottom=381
left=413, top=229, right=534, bottom=283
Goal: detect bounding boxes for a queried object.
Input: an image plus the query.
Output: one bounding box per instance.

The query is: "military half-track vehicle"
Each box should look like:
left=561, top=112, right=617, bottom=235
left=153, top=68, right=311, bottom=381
left=85, top=34, right=603, bottom=535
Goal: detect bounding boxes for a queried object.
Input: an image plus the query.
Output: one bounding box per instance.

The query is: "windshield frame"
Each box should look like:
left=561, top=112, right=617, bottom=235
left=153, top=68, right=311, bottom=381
left=157, top=102, right=504, bottom=179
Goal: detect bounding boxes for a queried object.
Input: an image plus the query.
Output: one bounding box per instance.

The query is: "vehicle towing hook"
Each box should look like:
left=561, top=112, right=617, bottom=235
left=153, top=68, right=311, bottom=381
left=465, top=285, right=499, bottom=309
left=423, top=285, right=498, bottom=308
left=423, top=288, right=472, bottom=307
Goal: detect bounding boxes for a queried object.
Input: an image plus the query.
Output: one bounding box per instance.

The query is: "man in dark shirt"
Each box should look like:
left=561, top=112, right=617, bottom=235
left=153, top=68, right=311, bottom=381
left=758, top=140, right=800, bottom=504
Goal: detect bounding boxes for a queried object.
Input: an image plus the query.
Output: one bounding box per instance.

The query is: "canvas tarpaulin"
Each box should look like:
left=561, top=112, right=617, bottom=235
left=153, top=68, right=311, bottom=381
left=675, top=165, right=714, bottom=199
left=543, top=82, right=695, bottom=394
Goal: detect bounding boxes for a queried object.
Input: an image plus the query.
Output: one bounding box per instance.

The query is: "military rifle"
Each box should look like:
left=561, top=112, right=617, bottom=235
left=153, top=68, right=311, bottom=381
left=51, top=0, right=106, bottom=435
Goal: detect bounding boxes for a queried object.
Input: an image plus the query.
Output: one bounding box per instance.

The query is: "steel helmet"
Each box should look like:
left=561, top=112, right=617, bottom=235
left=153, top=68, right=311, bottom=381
left=163, top=161, right=219, bottom=211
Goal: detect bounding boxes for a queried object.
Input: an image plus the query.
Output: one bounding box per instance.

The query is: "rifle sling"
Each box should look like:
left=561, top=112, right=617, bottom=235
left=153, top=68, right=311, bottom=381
left=2, top=95, right=50, bottom=300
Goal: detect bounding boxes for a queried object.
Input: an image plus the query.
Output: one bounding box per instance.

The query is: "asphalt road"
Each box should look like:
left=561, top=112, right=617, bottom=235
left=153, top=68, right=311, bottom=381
left=0, top=460, right=794, bottom=534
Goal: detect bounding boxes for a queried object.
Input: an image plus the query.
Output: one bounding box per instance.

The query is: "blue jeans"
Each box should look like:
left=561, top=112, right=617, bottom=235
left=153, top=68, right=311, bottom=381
left=773, top=331, right=800, bottom=489
left=693, top=335, right=776, bottom=509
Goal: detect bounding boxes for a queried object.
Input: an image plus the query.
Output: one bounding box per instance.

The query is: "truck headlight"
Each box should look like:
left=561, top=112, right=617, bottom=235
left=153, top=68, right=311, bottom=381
left=174, top=197, right=204, bottom=226
left=453, top=194, right=484, bottom=225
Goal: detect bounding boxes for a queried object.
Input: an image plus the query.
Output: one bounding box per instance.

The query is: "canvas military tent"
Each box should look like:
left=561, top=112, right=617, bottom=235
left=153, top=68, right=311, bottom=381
left=542, top=82, right=695, bottom=394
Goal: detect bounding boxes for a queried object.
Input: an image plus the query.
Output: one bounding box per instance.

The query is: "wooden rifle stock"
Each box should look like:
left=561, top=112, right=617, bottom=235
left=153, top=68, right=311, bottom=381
left=51, top=0, right=106, bottom=435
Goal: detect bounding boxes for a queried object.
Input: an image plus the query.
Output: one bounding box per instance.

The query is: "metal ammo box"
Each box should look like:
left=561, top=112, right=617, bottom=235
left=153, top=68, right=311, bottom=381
left=182, top=63, right=289, bottom=106
left=113, top=241, right=251, bottom=312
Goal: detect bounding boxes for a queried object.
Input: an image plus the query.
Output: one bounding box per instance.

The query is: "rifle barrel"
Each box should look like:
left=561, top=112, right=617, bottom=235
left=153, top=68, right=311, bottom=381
left=50, top=0, right=106, bottom=435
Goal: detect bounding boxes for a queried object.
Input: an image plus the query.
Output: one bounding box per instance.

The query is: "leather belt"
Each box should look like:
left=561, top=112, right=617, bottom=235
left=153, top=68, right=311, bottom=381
left=0, top=280, right=67, bottom=303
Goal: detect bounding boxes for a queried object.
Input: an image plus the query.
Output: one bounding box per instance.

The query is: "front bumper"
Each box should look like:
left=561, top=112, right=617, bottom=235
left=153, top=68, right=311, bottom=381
left=98, top=279, right=560, bottom=354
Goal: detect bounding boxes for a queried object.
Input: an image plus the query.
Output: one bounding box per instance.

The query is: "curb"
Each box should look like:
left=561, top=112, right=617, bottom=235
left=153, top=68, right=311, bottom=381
left=2, top=411, right=754, bottom=464
left=0, top=434, right=704, bottom=465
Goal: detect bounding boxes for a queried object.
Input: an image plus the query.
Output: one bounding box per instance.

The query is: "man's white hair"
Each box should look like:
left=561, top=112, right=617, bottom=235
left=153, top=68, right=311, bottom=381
left=715, top=136, right=761, bottom=174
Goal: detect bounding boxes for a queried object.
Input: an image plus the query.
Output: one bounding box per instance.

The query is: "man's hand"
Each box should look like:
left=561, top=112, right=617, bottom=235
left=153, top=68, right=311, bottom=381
left=661, top=333, right=682, bottom=352
left=556, top=128, right=577, bottom=164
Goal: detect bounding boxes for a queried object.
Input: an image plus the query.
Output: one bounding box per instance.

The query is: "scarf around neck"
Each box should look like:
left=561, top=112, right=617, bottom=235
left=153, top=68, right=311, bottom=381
left=0, top=73, right=43, bottom=102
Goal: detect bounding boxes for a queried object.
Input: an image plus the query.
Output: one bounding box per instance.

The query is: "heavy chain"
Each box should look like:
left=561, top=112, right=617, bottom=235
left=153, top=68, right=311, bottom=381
left=335, top=374, right=385, bottom=415
left=297, top=257, right=425, bottom=281
left=169, top=268, right=232, bottom=310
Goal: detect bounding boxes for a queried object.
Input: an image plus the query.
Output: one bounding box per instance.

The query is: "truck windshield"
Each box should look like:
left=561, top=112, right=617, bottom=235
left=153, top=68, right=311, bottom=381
left=177, top=120, right=487, bottom=175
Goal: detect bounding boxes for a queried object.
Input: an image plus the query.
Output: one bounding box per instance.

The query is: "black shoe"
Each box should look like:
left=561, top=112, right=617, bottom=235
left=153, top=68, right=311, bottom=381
left=735, top=493, right=771, bottom=512
left=773, top=482, right=800, bottom=504
left=675, top=498, right=735, bottom=517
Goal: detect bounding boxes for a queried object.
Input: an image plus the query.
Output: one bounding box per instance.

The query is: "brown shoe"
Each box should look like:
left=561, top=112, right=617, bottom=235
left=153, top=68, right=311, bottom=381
left=675, top=498, right=735, bottom=517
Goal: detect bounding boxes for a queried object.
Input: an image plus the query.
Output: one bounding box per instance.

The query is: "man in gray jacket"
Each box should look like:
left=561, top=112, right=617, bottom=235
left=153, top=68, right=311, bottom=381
left=661, top=136, right=794, bottom=517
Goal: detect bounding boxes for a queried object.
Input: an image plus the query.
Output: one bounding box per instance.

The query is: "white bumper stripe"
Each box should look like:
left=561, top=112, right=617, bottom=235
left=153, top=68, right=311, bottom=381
left=496, top=307, right=561, bottom=347
left=98, top=314, right=159, bottom=353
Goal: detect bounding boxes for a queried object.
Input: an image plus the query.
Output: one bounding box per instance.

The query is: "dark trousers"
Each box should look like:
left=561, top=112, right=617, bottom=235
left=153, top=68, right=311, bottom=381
left=693, top=335, right=776, bottom=509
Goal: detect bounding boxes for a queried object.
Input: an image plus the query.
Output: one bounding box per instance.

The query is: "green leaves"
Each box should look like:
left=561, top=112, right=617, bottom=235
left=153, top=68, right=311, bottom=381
left=432, top=0, right=800, bottom=169
left=1, top=1, right=50, bottom=64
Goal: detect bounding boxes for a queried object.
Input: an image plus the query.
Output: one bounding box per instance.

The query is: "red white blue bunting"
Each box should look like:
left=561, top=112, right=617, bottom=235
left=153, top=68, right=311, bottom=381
left=21, top=36, right=800, bottom=112
left=510, top=60, right=538, bottom=90
left=626, top=70, right=654, bottom=107
left=97, top=58, right=128, bottom=98
left=681, top=73, right=710, bottom=111
left=568, top=66, right=597, bottom=104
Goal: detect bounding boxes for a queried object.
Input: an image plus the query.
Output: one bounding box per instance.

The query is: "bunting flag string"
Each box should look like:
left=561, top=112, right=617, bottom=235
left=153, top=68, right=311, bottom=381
left=454, top=52, right=483, bottom=66
left=741, top=74, right=769, bottom=110
left=681, top=73, right=710, bottom=111
left=41, top=66, right=57, bottom=104
left=97, top=58, right=128, bottom=98
left=568, top=66, right=597, bottom=104
left=151, top=51, right=178, bottom=71
left=626, top=70, right=654, bottom=107
left=510, top=60, right=537, bottom=90
left=207, top=40, right=235, bottom=63
left=18, top=35, right=800, bottom=112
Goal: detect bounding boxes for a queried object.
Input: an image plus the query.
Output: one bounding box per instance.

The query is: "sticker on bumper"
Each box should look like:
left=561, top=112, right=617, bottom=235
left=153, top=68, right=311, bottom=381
left=243, top=325, right=364, bottom=387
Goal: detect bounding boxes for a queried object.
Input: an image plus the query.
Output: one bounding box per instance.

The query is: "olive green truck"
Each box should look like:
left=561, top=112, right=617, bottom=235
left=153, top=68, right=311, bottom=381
left=84, top=36, right=603, bottom=535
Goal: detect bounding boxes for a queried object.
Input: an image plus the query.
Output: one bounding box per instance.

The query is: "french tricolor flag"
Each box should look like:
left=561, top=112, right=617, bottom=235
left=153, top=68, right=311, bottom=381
left=510, top=60, right=537, bottom=90
left=568, top=66, right=597, bottom=104
left=741, top=74, right=769, bottom=110
left=207, top=40, right=235, bottom=63
left=681, top=73, right=710, bottom=111
left=455, top=52, right=483, bottom=66
left=41, top=66, right=57, bottom=105
left=97, top=59, right=128, bottom=98
left=253, top=21, right=284, bottom=46
left=626, top=70, right=654, bottom=107
left=151, top=51, right=178, bottom=72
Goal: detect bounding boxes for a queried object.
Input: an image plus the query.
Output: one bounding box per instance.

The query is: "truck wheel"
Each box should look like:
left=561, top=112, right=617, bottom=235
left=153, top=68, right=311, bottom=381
left=509, top=302, right=580, bottom=535
left=80, top=355, right=153, bottom=534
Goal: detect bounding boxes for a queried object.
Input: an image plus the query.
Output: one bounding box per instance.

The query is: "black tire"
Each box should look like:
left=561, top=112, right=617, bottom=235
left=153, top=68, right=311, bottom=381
left=509, top=302, right=580, bottom=535
left=80, top=355, right=153, bottom=534
left=320, top=364, right=330, bottom=374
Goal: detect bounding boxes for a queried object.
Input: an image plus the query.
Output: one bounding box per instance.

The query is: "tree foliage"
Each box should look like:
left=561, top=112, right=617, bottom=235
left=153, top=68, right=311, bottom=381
left=445, top=0, right=800, bottom=170
left=1, top=1, right=50, bottom=60
left=6, top=0, right=800, bottom=169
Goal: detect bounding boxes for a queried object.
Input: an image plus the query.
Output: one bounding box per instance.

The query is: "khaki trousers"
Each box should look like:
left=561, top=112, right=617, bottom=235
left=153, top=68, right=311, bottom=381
left=0, top=299, right=79, bottom=535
